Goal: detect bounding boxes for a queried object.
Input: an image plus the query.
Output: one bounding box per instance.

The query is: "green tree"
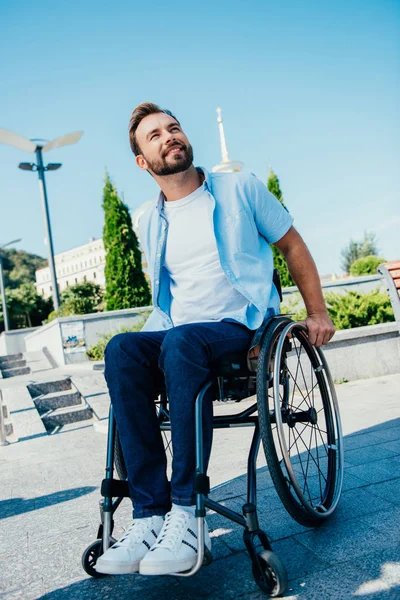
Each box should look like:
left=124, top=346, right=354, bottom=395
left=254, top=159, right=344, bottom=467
left=0, top=283, right=53, bottom=331
left=46, top=281, right=104, bottom=322
left=340, top=231, right=380, bottom=274
left=350, top=255, right=386, bottom=276
left=102, top=173, right=151, bottom=310
left=1, top=249, right=47, bottom=290
left=267, top=168, right=294, bottom=288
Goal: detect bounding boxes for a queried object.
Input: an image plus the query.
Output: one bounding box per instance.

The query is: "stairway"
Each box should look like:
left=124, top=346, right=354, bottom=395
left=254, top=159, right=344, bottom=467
left=0, top=353, right=31, bottom=378
left=27, top=378, right=93, bottom=431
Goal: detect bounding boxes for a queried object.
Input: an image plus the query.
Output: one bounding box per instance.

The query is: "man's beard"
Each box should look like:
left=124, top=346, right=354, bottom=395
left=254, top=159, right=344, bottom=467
left=145, top=143, right=194, bottom=176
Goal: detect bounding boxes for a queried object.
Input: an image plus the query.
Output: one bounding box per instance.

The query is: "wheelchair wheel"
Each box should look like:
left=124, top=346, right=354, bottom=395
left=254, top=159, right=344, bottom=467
left=257, top=318, right=344, bottom=527
left=114, top=429, right=127, bottom=480
left=252, top=550, right=288, bottom=597
left=82, top=540, right=107, bottom=578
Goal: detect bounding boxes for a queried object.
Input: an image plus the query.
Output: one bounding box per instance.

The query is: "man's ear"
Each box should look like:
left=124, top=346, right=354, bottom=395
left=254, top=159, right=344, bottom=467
left=136, top=155, right=148, bottom=171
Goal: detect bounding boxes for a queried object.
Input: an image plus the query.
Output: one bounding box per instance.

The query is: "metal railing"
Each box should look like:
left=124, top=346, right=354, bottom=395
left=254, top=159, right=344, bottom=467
left=0, top=389, right=10, bottom=446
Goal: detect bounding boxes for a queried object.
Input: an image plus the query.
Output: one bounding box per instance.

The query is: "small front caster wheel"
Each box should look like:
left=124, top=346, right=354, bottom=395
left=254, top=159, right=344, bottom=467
left=252, top=550, right=288, bottom=597
left=82, top=538, right=116, bottom=578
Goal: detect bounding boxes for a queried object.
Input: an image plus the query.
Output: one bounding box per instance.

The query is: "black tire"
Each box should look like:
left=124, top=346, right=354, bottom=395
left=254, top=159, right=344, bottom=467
left=82, top=540, right=107, bottom=578
left=114, top=429, right=127, bottom=480
left=257, top=319, right=343, bottom=527
left=252, top=550, right=288, bottom=597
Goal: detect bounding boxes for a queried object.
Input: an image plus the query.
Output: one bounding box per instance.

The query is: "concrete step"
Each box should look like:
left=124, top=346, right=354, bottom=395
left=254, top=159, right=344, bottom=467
left=27, top=378, right=72, bottom=398
left=2, top=366, right=31, bottom=378
left=41, top=403, right=93, bottom=430
left=0, top=359, right=27, bottom=370
left=34, top=389, right=82, bottom=413
left=0, top=353, right=22, bottom=364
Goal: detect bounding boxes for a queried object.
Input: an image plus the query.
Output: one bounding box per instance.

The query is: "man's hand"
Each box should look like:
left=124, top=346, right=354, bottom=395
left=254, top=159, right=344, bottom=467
left=298, top=312, right=335, bottom=347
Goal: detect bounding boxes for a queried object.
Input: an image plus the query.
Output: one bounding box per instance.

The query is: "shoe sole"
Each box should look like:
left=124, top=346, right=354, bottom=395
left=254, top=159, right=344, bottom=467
left=139, top=556, right=198, bottom=576
left=95, top=559, right=140, bottom=575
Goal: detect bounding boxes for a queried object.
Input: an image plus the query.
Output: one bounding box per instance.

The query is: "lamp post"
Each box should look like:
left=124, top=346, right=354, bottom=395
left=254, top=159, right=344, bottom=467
left=0, top=128, right=83, bottom=311
left=0, top=238, right=22, bottom=332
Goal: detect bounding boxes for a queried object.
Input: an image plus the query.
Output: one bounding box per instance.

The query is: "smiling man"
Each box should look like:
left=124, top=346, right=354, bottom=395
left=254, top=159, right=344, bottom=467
left=97, top=102, right=335, bottom=577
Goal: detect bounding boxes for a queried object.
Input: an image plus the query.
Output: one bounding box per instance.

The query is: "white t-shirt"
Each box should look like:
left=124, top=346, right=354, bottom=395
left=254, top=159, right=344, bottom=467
left=162, top=185, right=249, bottom=327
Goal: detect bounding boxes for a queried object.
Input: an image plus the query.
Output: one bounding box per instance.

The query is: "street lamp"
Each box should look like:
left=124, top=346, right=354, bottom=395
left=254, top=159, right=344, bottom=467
left=0, top=238, right=22, bottom=332
left=0, top=128, right=83, bottom=311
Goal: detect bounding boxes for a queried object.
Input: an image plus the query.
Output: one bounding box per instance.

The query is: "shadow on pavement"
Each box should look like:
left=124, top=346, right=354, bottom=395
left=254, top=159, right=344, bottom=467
left=0, top=486, right=97, bottom=519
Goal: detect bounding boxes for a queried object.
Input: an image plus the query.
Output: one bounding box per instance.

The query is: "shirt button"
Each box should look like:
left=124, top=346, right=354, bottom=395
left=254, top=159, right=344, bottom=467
left=157, top=252, right=161, bottom=257
left=156, top=280, right=159, bottom=284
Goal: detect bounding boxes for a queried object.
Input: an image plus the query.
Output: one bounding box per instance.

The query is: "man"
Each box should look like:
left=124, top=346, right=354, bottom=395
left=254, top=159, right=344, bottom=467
left=96, top=102, right=335, bottom=577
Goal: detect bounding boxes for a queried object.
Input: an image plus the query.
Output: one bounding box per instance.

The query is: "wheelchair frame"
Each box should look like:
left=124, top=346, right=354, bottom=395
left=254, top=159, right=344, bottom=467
left=85, top=313, right=344, bottom=597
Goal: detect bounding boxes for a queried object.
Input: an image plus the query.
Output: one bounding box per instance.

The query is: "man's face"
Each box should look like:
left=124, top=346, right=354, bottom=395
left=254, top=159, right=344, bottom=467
left=135, top=112, right=193, bottom=176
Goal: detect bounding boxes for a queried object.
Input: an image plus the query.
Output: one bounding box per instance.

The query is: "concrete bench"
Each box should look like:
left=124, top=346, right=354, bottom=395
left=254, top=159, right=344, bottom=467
left=378, top=260, right=400, bottom=326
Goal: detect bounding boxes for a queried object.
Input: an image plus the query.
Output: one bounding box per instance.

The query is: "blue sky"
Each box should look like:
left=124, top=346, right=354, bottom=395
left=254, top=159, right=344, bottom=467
left=0, top=0, right=399, bottom=275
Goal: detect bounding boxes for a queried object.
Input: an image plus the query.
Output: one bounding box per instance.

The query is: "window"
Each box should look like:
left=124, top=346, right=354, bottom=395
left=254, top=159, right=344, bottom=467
left=75, top=278, right=78, bottom=284
left=50, top=285, right=52, bottom=291
left=83, top=275, right=87, bottom=282
left=93, top=272, right=97, bottom=279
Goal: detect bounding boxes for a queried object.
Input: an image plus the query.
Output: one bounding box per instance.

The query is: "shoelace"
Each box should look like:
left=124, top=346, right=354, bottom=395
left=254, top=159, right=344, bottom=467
left=153, top=510, right=189, bottom=552
left=118, top=519, right=153, bottom=549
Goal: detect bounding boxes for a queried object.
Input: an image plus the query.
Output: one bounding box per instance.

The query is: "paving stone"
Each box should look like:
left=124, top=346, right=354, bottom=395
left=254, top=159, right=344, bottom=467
left=272, top=536, right=330, bottom=580
left=344, top=444, right=398, bottom=466
left=343, top=431, right=390, bottom=451
left=358, top=506, right=400, bottom=547
left=294, top=517, right=396, bottom=563
left=1, top=370, right=400, bottom=600
left=378, top=440, right=400, bottom=455
left=328, top=486, right=395, bottom=523
left=372, top=426, right=400, bottom=443
left=346, top=456, right=400, bottom=485
left=175, top=551, right=259, bottom=599
left=284, top=562, right=398, bottom=600
left=365, top=478, right=400, bottom=506
left=351, top=545, right=400, bottom=591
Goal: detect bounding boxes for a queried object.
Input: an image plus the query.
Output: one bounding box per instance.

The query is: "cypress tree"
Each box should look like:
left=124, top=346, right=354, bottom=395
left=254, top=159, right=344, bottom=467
left=267, top=168, right=294, bottom=288
left=102, top=173, right=151, bottom=310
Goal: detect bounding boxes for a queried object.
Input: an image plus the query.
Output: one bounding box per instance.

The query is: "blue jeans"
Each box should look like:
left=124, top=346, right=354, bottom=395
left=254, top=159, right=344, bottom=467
left=104, top=321, right=253, bottom=518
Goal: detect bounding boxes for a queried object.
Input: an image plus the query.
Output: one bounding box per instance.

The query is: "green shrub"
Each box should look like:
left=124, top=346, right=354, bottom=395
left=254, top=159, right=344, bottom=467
left=86, top=311, right=151, bottom=360
left=280, top=293, right=307, bottom=322
left=325, top=288, right=394, bottom=330
left=349, top=255, right=386, bottom=276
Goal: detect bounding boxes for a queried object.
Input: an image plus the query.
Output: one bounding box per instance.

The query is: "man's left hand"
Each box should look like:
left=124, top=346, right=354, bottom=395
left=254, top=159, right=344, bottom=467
left=298, top=312, right=335, bottom=347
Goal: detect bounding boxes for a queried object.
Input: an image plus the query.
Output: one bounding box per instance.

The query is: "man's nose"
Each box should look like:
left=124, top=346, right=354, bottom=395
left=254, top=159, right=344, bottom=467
left=164, top=131, right=176, bottom=145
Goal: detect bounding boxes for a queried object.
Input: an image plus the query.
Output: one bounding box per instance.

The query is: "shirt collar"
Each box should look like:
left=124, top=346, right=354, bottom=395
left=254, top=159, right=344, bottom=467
left=156, top=166, right=211, bottom=215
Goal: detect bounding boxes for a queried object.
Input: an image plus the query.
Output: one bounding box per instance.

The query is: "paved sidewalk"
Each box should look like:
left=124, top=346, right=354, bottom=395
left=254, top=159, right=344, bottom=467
left=0, top=370, right=399, bottom=599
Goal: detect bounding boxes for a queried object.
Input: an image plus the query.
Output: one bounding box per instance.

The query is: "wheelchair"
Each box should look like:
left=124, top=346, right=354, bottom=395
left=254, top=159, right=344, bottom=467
left=82, top=278, right=344, bottom=598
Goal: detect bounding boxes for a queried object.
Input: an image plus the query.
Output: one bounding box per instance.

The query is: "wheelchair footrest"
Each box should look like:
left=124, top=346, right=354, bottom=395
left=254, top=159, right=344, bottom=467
left=101, top=478, right=130, bottom=498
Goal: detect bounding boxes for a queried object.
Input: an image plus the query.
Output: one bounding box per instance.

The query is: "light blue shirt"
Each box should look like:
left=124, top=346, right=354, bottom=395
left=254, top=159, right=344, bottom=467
left=139, top=167, right=293, bottom=332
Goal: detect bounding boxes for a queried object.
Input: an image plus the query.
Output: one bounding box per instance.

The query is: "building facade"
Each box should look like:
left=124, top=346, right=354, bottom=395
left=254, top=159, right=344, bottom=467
left=35, top=238, right=106, bottom=298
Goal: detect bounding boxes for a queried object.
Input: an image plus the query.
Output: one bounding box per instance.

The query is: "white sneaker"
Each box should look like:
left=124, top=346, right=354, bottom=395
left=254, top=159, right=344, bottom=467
left=139, top=505, right=211, bottom=575
left=95, top=515, right=164, bottom=574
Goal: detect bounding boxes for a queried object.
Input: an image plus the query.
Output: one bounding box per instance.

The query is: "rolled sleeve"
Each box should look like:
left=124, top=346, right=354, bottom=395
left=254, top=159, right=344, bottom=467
left=246, top=173, right=294, bottom=244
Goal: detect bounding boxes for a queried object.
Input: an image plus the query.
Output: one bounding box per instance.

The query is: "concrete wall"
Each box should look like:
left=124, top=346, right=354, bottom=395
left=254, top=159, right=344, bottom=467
left=323, top=322, right=400, bottom=381
left=24, top=306, right=151, bottom=365
left=282, top=274, right=383, bottom=301
left=25, top=320, right=64, bottom=367
left=0, top=327, right=39, bottom=357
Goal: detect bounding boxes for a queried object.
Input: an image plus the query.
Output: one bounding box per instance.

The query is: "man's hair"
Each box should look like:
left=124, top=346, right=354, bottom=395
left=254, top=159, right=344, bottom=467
left=128, top=102, right=179, bottom=156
